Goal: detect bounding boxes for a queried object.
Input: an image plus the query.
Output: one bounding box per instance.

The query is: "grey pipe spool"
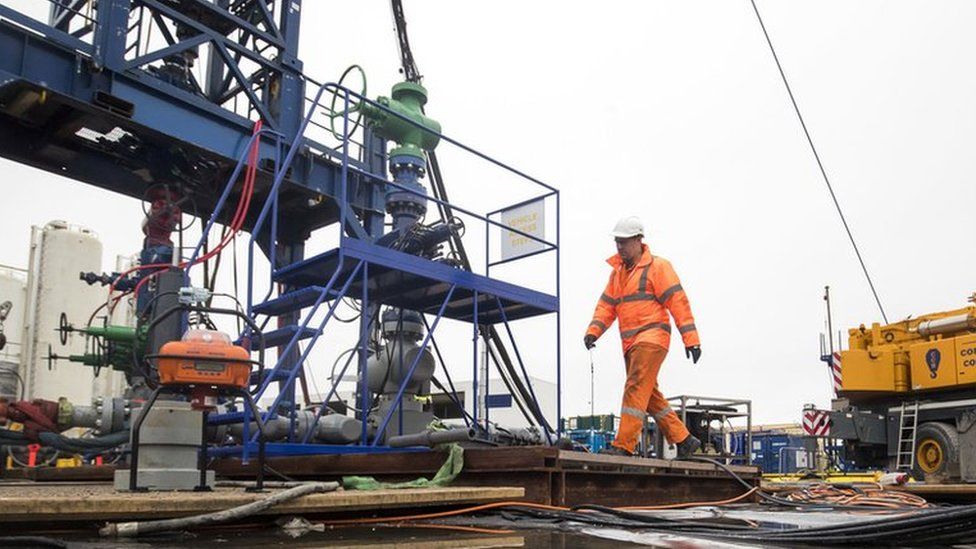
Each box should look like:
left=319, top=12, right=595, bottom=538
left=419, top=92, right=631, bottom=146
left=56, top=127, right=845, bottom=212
left=227, top=411, right=363, bottom=444
left=366, top=338, right=435, bottom=394
left=386, top=428, right=477, bottom=448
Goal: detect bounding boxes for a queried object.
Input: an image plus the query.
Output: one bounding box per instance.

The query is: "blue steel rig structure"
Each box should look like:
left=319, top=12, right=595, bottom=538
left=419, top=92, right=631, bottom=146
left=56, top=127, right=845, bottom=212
left=0, top=1, right=560, bottom=459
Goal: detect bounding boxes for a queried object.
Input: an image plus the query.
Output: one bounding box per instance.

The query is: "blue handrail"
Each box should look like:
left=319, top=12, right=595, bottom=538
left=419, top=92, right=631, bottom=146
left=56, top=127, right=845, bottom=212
left=228, top=79, right=561, bottom=450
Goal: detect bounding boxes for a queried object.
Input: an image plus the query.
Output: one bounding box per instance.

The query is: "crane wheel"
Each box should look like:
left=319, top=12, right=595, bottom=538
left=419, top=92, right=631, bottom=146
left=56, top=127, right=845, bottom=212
left=913, top=422, right=959, bottom=480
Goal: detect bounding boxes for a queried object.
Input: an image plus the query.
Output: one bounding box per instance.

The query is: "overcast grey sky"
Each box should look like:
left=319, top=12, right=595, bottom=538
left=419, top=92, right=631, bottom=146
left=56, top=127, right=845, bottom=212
left=1, top=1, right=974, bottom=425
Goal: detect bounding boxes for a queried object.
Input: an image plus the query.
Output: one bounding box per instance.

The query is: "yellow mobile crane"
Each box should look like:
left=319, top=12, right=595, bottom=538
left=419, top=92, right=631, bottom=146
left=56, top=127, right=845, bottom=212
left=824, top=294, right=976, bottom=481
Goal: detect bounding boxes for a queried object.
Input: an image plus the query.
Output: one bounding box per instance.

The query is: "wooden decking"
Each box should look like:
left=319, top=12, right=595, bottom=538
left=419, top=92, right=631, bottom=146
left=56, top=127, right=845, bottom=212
left=213, top=447, right=760, bottom=507
left=0, top=483, right=523, bottom=523
left=0, top=446, right=761, bottom=521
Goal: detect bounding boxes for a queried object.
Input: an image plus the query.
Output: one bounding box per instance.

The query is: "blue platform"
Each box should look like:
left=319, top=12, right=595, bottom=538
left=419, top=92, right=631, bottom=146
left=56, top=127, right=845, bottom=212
left=273, top=237, right=558, bottom=324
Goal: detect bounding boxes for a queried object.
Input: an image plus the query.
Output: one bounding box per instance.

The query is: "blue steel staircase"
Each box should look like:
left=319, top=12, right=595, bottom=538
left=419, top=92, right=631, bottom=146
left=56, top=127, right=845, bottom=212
left=200, top=83, right=560, bottom=457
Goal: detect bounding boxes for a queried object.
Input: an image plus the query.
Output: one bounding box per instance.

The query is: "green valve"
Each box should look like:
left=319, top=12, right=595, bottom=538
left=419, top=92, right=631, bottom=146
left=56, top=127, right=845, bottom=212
left=68, top=353, right=105, bottom=367
left=361, top=81, right=441, bottom=160
left=80, top=324, right=139, bottom=342
left=64, top=323, right=147, bottom=372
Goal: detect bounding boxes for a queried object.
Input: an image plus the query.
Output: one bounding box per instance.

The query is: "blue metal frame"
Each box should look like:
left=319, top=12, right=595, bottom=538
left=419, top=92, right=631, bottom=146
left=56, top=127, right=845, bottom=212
left=208, top=83, right=562, bottom=455
left=1, top=0, right=563, bottom=453
left=0, top=1, right=385, bottom=238
left=371, top=285, right=457, bottom=445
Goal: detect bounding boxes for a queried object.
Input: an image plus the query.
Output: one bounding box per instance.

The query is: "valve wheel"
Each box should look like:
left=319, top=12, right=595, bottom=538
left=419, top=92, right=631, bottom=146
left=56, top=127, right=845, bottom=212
left=916, top=439, right=944, bottom=474
left=328, top=64, right=367, bottom=141
left=58, top=312, right=71, bottom=346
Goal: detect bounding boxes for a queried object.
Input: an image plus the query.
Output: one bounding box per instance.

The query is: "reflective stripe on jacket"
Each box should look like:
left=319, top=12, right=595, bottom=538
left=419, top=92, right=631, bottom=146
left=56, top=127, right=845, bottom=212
left=586, top=244, right=699, bottom=352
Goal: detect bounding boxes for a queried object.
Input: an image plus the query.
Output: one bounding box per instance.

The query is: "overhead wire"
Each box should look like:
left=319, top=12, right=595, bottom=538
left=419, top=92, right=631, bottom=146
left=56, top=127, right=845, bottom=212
left=749, top=0, right=888, bottom=323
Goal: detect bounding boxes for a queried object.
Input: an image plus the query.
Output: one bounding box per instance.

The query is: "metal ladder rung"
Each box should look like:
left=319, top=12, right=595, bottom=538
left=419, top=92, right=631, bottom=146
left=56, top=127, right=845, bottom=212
left=895, top=401, right=920, bottom=471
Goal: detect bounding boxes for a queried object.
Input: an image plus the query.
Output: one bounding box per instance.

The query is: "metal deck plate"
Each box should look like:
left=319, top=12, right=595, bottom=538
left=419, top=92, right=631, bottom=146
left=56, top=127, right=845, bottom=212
left=274, top=238, right=558, bottom=324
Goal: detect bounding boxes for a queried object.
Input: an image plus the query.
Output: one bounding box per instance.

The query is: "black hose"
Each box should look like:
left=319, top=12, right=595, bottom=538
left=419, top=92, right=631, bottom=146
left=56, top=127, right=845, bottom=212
left=0, top=430, right=31, bottom=445
left=37, top=431, right=129, bottom=453
left=489, top=500, right=976, bottom=546
left=0, top=536, right=67, bottom=548
left=569, top=504, right=756, bottom=531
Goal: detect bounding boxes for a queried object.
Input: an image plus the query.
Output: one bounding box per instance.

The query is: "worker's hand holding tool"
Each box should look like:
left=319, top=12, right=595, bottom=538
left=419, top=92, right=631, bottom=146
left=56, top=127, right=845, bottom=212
left=584, top=334, right=596, bottom=350
left=685, top=345, right=701, bottom=364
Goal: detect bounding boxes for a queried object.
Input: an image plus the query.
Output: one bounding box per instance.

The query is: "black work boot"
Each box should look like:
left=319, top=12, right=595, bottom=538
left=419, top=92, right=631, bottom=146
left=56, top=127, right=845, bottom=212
left=676, top=435, right=701, bottom=459
left=599, top=445, right=633, bottom=457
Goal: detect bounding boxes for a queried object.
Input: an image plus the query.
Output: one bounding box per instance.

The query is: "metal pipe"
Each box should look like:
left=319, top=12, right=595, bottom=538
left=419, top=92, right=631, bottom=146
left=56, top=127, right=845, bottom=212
left=387, top=428, right=477, bottom=448
left=229, top=411, right=363, bottom=444
left=916, top=313, right=975, bottom=337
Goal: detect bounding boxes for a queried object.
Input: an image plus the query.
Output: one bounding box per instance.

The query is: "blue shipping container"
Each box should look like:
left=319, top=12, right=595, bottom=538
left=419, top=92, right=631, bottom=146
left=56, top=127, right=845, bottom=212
left=734, top=433, right=812, bottom=474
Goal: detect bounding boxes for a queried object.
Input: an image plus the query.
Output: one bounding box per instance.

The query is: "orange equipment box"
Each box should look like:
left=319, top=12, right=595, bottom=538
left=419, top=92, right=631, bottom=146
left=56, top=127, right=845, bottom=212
left=157, top=330, right=252, bottom=388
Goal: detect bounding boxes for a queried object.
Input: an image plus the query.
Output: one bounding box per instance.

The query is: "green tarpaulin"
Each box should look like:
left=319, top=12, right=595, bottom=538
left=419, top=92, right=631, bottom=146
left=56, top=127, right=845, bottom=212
left=341, top=443, right=464, bottom=491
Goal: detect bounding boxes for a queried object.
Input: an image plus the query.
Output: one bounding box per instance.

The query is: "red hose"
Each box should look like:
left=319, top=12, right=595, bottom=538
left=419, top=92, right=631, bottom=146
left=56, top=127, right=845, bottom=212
left=109, top=120, right=263, bottom=310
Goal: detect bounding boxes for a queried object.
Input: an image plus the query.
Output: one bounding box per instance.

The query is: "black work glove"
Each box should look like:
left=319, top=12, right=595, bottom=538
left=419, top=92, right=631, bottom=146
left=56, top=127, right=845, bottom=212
left=584, top=334, right=597, bottom=350
left=685, top=345, right=701, bottom=364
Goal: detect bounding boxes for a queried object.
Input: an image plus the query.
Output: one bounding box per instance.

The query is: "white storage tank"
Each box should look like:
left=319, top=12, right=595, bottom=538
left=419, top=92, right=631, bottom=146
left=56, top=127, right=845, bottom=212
left=22, top=221, right=105, bottom=403
left=0, top=265, right=27, bottom=400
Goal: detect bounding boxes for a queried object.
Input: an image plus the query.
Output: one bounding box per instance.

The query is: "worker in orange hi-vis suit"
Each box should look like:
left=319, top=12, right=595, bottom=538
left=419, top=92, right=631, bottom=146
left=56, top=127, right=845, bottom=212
left=584, top=216, right=702, bottom=458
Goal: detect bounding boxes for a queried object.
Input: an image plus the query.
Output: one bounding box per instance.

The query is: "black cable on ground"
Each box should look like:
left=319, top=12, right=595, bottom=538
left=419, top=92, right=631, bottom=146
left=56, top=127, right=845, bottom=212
left=687, top=455, right=884, bottom=510
left=568, top=504, right=757, bottom=531
left=489, top=500, right=976, bottom=546
left=749, top=0, right=887, bottom=323
left=37, top=431, right=129, bottom=454
left=0, top=536, right=67, bottom=548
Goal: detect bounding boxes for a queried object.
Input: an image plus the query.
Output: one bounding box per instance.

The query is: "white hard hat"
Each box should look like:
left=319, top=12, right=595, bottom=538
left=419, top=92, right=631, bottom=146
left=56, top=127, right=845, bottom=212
left=610, top=216, right=644, bottom=238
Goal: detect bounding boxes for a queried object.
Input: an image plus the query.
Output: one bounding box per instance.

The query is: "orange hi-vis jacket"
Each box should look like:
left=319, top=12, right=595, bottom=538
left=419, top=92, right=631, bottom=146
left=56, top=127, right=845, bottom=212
left=587, top=245, right=699, bottom=353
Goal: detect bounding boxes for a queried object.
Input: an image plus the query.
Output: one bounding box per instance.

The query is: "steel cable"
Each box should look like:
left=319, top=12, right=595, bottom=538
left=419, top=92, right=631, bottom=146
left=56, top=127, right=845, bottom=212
left=749, top=0, right=888, bottom=323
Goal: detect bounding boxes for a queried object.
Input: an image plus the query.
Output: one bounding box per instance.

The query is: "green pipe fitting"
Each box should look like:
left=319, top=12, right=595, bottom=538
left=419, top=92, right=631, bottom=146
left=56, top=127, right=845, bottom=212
left=68, top=353, right=105, bottom=367
left=360, top=81, right=441, bottom=160
left=80, top=324, right=139, bottom=342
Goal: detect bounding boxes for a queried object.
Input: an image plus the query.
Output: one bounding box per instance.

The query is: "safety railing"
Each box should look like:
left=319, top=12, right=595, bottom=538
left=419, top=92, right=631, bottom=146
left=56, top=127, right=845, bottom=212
left=325, top=84, right=561, bottom=444
left=325, top=84, right=560, bottom=282
left=226, top=80, right=561, bottom=453
left=299, top=72, right=372, bottom=169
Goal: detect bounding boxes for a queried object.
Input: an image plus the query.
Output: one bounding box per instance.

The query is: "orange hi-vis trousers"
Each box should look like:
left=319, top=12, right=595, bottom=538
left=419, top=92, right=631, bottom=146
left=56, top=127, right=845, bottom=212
left=612, top=343, right=691, bottom=454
